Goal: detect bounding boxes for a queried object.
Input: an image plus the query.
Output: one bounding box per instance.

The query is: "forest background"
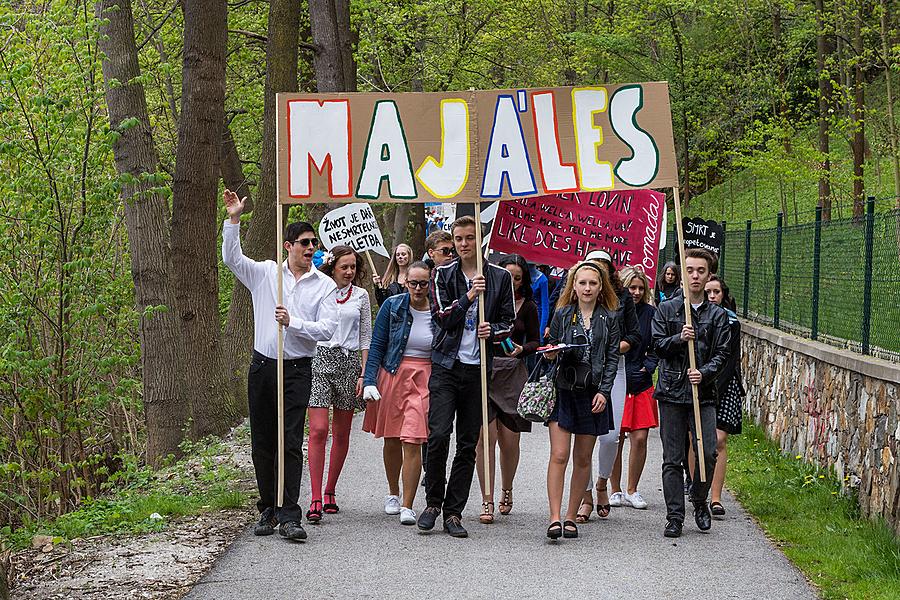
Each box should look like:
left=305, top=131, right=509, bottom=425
left=0, top=0, right=898, bottom=538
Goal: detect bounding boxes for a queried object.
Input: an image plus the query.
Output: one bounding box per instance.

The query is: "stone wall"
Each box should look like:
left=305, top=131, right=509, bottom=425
left=741, top=320, right=900, bottom=535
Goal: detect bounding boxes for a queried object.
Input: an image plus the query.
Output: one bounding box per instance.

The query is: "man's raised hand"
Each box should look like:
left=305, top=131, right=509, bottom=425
left=223, top=188, right=246, bottom=223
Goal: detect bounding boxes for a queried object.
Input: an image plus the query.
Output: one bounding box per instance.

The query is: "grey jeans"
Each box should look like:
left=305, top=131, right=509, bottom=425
left=658, top=400, right=717, bottom=523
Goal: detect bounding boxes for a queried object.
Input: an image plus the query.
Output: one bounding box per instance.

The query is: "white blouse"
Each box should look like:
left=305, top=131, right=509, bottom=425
left=317, top=285, right=372, bottom=352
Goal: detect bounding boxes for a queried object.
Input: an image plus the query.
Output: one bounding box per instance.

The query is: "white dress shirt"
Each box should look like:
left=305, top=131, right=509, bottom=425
left=222, top=221, right=337, bottom=359
left=317, top=285, right=372, bottom=352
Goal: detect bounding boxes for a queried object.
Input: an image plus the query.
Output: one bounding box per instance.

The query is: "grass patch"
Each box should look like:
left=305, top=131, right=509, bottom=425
left=1, top=432, right=251, bottom=552
left=728, top=420, right=900, bottom=599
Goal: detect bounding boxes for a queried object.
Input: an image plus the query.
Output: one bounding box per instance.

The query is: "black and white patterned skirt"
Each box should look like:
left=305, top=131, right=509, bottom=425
left=309, top=346, right=364, bottom=412
left=716, top=375, right=744, bottom=435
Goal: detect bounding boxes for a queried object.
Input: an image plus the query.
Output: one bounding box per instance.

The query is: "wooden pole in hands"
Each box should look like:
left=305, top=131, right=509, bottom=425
left=276, top=201, right=286, bottom=506
left=672, top=186, right=707, bottom=483
left=364, top=250, right=379, bottom=286
left=473, top=201, right=491, bottom=495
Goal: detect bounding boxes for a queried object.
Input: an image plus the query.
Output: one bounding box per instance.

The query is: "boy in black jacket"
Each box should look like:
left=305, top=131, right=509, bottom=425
left=417, top=216, right=515, bottom=538
left=651, top=248, right=731, bottom=538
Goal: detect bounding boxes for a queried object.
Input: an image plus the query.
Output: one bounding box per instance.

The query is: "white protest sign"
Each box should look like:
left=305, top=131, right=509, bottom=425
left=318, top=203, right=389, bottom=257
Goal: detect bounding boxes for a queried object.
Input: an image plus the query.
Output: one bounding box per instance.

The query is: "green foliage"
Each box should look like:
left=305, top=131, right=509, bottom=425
left=729, top=421, right=900, bottom=599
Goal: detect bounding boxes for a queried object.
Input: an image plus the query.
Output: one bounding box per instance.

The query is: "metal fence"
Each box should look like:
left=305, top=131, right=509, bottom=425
left=658, top=197, right=900, bottom=362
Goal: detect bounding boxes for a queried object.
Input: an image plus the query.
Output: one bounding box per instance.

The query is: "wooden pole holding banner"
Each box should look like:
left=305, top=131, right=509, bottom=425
left=276, top=202, right=286, bottom=506
left=364, top=250, right=379, bottom=286
left=671, top=187, right=707, bottom=483
left=473, top=201, right=491, bottom=495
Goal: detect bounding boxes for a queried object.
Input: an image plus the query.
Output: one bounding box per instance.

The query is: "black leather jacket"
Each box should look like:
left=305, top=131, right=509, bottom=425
left=548, top=304, right=620, bottom=400
left=430, top=259, right=515, bottom=371
left=651, top=298, right=731, bottom=405
left=614, top=288, right=642, bottom=353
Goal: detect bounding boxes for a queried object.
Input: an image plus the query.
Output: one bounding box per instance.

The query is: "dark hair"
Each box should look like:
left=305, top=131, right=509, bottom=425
left=425, top=230, right=452, bottom=250
left=451, top=215, right=476, bottom=233
left=284, top=221, right=315, bottom=243
left=684, top=248, right=716, bottom=271
left=656, top=261, right=681, bottom=291
left=319, top=245, right=366, bottom=285
left=706, top=274, right=737, bottom=312
left=498, top=254, right=533, bottom=300
left=407, top=260, right=432, bottom=274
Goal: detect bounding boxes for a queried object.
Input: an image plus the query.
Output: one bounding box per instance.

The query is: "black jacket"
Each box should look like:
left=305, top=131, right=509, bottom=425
left=651, top=298, right=731, bottom=405
left=624, top=302, right=659, bottom=395
left=716, top=308, right=743, bottom=398
left=548, top=304, right=620, bottom=400
left=375, top=281, right=404, bottom=306
left=613, top=288, right=642, bottom=353
left=430, top=260, right=515, bottom=371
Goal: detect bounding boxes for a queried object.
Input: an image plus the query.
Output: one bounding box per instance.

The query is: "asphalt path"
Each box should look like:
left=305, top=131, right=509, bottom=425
left=186, top=414, right=818, bottom=599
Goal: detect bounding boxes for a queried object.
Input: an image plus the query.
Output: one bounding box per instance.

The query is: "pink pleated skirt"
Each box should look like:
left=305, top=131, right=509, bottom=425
left=362, top=356, right=431, bottom=444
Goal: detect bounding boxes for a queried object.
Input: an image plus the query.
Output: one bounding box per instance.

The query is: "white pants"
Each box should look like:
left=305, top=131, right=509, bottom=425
left=587, top=355, right=626, bottom=490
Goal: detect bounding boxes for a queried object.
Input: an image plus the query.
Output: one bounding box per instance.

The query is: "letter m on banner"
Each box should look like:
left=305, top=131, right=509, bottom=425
left=287, top=99, right=352, bottom=198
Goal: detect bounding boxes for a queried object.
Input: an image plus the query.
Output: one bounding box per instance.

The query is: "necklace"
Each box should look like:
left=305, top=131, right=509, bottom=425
left=336, top=285, right=353, bottom=304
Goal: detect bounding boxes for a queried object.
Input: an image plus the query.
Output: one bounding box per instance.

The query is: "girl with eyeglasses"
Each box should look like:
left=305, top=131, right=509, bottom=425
left=374, top=243, right=413, bottom=305
left=361, top=261, right=435, bottom=525
left=306, top=245, right=372, bottom=523
left=541, top=262, right=620, bottom=540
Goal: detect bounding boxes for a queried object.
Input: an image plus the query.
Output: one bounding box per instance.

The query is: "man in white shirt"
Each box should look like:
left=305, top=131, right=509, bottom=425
left=222, top=189, right=336, bottom=541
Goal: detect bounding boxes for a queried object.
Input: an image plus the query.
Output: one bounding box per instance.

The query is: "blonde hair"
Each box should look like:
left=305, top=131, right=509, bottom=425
left=619, top=266, right=652, bottom=305
left=555, top=261, right=618, bottom=312
left=382, top=243, right=413, bottom=285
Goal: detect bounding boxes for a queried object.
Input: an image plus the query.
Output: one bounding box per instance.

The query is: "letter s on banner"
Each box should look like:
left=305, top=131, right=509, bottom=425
left=288, top=100, right=351, bottom=197
left=609, top=86, right=659, bottom=187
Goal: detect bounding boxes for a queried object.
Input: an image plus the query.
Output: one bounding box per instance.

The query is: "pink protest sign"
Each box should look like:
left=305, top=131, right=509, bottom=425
left=490, top=190, right=666, bottom=279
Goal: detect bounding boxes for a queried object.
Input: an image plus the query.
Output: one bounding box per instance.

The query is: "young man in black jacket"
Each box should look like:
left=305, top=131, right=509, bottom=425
left=417, top=216, right=515, bottom=538
left=651, top=248, right=731, bottom=538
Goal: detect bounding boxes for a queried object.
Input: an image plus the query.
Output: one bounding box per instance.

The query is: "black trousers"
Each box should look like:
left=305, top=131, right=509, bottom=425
left=248, top=351, right=312, bottom=523
left=659, top=400, right=717, bottom=524
left=425, top=361, right=483, bottom=518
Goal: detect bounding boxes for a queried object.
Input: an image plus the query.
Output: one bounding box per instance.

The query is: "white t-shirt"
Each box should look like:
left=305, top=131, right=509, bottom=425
left=457, top=276, right=480, bottom=365
left=404, top=307, right=433, bottom=358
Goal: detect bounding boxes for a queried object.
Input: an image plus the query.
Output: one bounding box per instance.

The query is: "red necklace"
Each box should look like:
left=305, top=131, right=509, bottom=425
left=336, top=285, right=354, bottom=304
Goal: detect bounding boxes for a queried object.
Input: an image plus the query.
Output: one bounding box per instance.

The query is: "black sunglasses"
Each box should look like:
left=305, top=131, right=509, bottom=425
left=288, top=238, right=318, bottom=248
left=436, top=247, right=455, bottom=256
left=407, top=280, right=430, bottom=289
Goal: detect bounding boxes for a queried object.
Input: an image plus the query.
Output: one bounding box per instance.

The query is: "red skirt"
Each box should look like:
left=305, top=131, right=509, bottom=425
left=361, top=356, right=431, bottom=444
left=620, top=387, right=659, bottom=432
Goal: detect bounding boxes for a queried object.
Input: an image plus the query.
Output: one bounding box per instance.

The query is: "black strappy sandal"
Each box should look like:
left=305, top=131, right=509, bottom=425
left=563, top=520, right=579, bottom=538
left=306, top=500, right=323, bottom=523
left=546, top=521, right=562, bottom=539
left=576, top=501, right=593, bottom=524
left=323, top=492, right=339, bottom=514
left=710, top=501, right=726, bottom=517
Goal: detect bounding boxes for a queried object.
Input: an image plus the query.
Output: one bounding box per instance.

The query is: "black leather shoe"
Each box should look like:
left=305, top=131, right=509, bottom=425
left=693, top=502, right=712, bottom=531
left=253, top=507, right=278, bottom=536
left=443, top=515, right=468, bottom=538
left=279, top=520, right=308, bottom=541
left=664, top=520, right=683, bottom=538
left=417, top=506, right=441, bottom=530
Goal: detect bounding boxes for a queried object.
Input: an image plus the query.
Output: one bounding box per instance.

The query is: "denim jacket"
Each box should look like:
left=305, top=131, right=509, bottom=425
left=363, top=293, right=432, bottom=386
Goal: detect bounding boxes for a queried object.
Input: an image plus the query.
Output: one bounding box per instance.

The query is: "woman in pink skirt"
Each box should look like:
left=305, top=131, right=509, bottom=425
left=362, top=261, right=433, bottom=525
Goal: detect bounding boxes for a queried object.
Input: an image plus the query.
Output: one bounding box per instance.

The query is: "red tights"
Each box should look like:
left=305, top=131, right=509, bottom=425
left=307, top=407, right=354, bottom=503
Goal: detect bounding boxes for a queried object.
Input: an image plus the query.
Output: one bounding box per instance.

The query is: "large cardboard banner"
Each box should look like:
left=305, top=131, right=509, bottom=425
left=277, top=83, right=677, bottom=204
left=490, top=191, right=666, bottom=278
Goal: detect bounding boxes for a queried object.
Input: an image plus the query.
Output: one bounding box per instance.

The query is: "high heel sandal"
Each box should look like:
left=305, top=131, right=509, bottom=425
left=499, top=489, right=513, bottom=515
left=563, top=520, right=578, bottom=538
left=479, top=501, right=495, bottom=524
left=576, top=501, right=593, bottom=524
left=306, top=500, right=323, bottom=523
left=546, top=521, right=562, bottom=539
left=323, top=492, right=339, bottom=514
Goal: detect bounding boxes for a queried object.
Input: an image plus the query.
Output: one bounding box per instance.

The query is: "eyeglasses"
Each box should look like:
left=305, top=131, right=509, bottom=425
left=288, top=238, right=318, bottom=248
left=407, top=280, right=430, bottom=289
left=436, top=247, right=455, bottom=256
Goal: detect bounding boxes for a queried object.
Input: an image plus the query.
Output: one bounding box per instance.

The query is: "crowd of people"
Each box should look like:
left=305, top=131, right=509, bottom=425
left=221, top=189, right=746, bottom=542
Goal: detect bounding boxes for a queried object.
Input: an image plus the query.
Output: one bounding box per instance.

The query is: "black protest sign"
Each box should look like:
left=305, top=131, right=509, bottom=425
left=681, top=217, right=724, bottom=256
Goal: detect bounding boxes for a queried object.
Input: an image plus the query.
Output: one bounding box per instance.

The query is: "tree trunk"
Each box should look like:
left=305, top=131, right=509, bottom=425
left=169, top=0, right=233, bottom=438
left=334, top=0, right=357, bottom=92
left=96, top=0, right=185, bottom=464
left=851, top=4, right=865, bottom=220
left=880, top=0, right=900, bottom=208
left=816, top=0, right=833, bottom=220
left=669, top=13, right=690, bottom=205
left=309, top=0, right=352, bottom=92
left=221, top=0, right=301, bottom=415
left=392, top=204, right=411, bottom=249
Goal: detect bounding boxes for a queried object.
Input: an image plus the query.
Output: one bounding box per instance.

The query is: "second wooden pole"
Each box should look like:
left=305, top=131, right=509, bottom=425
left=473, top=201, right=491, bottom=496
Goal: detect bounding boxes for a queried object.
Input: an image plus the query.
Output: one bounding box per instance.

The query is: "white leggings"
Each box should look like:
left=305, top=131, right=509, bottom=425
left=587, top=355, right=626, bottom=490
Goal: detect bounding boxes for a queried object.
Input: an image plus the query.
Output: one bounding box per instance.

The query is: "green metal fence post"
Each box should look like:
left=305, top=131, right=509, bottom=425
left=811, top=206, right=822, bottom=340
left=720, top=220, right=726, bottom=278
left=774, top=212, right=783, bottom=329
left=862, top=197, right=875, bottom=354
left=743, top=219, right=751, bottom=319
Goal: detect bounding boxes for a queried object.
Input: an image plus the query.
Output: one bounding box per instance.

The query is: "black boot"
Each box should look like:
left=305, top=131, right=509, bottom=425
left=253, top=507, right=278, bottom=536
left=693, top=501, right=712, bottom=531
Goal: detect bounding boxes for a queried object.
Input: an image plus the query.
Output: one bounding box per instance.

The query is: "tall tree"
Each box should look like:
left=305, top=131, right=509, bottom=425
left=849, top=0, right=866, bottom=219
left=96, top=0, right=184, bottom=463
left=816, top=0, right=834, bottom=219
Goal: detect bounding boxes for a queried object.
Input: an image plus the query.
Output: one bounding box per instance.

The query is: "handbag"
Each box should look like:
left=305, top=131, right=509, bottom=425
left=517, top=357, right=557, bottom=423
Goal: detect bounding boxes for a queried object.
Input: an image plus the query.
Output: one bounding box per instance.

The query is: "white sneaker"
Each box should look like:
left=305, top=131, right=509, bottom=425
left=625, top=491, right=648, bottom=509
left=399, top=507, right=417, bottom=525
left=609, top=491, right=626, bottom=507
left=384, top=495, right=401, bottom=515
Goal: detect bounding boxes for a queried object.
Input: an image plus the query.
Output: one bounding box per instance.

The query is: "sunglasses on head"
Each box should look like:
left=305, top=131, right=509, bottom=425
left=407, top=280, right=430, bottom=289
left=288, top=238, right=318, bottom=248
